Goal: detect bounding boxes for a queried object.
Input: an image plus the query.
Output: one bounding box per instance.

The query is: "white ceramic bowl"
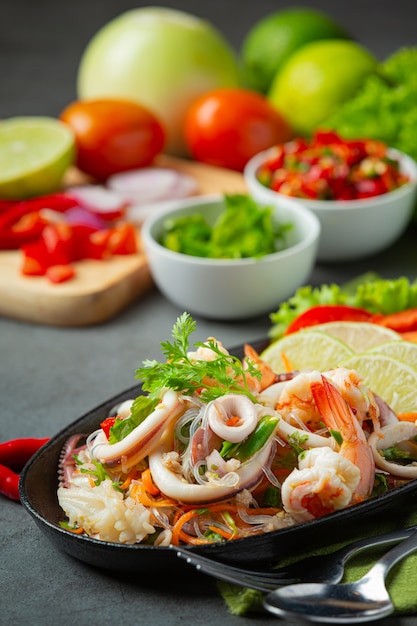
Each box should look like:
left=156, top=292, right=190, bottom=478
left=244, top=147, right=417, bottom=262
left=141, top=194, right=321, bottom=320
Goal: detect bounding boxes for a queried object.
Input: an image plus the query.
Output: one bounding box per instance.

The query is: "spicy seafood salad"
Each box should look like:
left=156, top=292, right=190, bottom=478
left=57, top=313, right=417, bottom=546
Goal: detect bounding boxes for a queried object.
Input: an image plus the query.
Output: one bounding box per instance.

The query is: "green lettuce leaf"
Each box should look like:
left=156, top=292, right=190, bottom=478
left=324, top=47, right=417, bottom=163
left=269, top=274, right=417, bottom=339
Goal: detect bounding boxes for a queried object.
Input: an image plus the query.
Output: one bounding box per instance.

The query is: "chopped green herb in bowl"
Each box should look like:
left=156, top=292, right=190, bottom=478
left=160, top=193, right=293, bottom=259
left=141, top=193, right=320, bottom=320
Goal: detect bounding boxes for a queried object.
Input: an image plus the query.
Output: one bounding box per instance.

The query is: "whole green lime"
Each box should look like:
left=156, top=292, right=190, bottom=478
left=268, top=39, right=377, bottom=136
left=241, top=8, right=349, bottom=93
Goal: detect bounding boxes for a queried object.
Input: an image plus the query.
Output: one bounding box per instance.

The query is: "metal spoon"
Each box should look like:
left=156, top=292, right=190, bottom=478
left=264, top=529, right=417, bottom=623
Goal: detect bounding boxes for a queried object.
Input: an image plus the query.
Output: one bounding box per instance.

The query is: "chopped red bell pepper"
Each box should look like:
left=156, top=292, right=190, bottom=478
left=1, top=190, right=139, bottom=284
left=284, top=304, right=373, bottom=335
left=46, top=264, right=76, bottom=284
left=69, top=224, right=110, bottom=261
left=107, top=223, right=138, bottom=255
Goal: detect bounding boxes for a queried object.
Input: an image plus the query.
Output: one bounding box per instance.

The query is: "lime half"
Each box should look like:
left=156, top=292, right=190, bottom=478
left=261, top=330, right=354, bottom=373
left=0, top=117, right=75, bottom=199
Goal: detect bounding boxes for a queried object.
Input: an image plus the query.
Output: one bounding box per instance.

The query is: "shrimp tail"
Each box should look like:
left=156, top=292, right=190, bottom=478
left=311, top=374, right=375, bottom=501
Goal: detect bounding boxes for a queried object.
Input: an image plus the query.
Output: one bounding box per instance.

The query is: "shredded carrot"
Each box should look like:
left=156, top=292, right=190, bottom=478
left=207, top=525, right=235, bottom=540
left=281, top=351, right=294, bottom=373
left=88, top=476, right=96, bottom=489
left=120, top=469, right=140, bottom=490
left=171, top=509, right=201, bottom=546
left=67, top=526, right=85, bottom=535
left=130, top=483, right=176, bottom=508
left=397, top=412, right=417, bottom=422
left=171, top=501, right=284, bottom=545
left=226, top=415, right=241, bottom=427
left=177, top=529, right=213, bottom=545
left=141, top=467, right=160, bottom=496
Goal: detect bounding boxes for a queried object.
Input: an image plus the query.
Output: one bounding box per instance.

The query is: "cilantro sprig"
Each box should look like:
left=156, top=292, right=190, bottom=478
left=135, top=312, right=261, bottom=404
left=106, top=313, right=261, bottom=444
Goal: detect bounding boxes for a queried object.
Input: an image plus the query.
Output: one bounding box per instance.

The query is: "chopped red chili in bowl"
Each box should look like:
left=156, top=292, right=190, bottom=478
left=256, top=130, right=411, bottom=201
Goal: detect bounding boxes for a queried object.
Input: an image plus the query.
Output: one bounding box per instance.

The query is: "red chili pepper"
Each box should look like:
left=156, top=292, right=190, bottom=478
left=0, top=437, right=50, bottom=472
left=0, top=193, right=79, bottom=251
left=107, top=223, right=138, bottom=255
left=100, top=417, right=117, bottom=439
left=0, top=464, right=20, bottom=501
left=0, top=193, right=78, bottom=232
left=0, top=211, right=47, bottom=249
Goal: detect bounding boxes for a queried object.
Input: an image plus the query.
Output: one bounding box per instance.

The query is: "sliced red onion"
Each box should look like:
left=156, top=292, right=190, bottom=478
left=65, top=207, right=108, bottom=230
left=65, top=185, right=129, bottom=221
left=106, top=167, right=199, bottom=223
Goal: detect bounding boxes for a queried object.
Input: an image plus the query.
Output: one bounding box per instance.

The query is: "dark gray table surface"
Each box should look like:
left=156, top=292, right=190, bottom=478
left=2, top=1, right=417, bottom=624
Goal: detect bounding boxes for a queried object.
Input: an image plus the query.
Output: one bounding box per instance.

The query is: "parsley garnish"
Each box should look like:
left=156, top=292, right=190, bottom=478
left=135, top=312, right=261, bottom=404
left=107, top=313, right=261, bottom=444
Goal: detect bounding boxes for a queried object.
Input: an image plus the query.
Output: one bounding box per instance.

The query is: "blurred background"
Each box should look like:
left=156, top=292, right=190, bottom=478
left=1, top=0, right=417, bottom=120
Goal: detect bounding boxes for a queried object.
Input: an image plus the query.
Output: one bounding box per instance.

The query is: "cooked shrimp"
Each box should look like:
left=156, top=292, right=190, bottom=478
left=259, top=367, right=380, bottom=433
left=243, top=344, right=278, bottom=392
left=311, top=374, right=375, bottom=501
left=187, top=337, right=229, bottom=362
left=281, top=447, right=361, bottom=523
left=260, top=371, right=324, bottom=429
left=281, top=375, right=375, bottom=522
left=324, top=368, right=380, bottom=432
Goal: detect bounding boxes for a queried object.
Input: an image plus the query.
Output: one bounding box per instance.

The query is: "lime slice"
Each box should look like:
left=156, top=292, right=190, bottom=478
left=340, top=353, right=417, bottom=413
left=0, top=117, right=75, bottom=199
left=261, top=330, right=354, bottom=373
left=366, top=340, right=417, bottom=371
left=309, top=322, right=402, bottom=353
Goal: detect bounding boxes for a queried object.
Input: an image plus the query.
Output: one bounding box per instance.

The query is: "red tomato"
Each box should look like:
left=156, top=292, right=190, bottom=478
left=184, top=88, right=293, bottom=171
left=284, top=305, right=373, bottom=335
left=60, top=99, right=166, bottom=180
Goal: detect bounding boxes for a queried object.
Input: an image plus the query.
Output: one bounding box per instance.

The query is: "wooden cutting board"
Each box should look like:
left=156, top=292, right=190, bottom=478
left=0, top=156, right=247, bottom=327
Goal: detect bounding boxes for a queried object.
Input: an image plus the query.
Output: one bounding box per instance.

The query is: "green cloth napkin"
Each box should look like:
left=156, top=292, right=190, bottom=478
left=219, top=506, right=417, bottom=616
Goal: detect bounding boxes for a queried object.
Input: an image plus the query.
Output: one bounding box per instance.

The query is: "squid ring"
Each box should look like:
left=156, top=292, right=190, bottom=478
left=368, top=421, right=417, bottom=478
left=149, top=439, right=274, bottom=504
left=89, top=389, right=184, bottom=472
